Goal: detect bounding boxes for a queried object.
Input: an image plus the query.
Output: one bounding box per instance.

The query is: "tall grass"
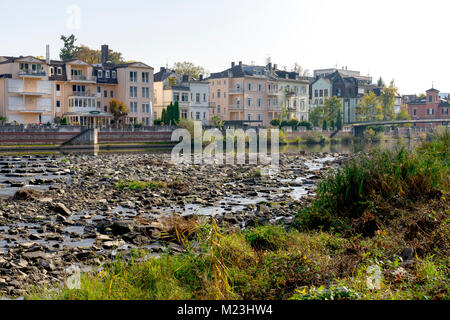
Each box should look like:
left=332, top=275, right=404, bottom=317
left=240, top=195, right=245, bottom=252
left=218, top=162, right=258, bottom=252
left=295, top=130, right=449, bottom=231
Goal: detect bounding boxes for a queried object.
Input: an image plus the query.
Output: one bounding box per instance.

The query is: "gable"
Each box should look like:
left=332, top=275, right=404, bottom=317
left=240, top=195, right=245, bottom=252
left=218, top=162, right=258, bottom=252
left=66, top=59, right=91, bottom=66
left=16, top=56, right=44, bottom=64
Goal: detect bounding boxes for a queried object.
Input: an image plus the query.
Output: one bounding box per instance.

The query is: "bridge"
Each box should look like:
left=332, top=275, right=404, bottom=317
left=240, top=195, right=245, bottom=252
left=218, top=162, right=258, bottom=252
left=347, top=118, right=450, bottom=136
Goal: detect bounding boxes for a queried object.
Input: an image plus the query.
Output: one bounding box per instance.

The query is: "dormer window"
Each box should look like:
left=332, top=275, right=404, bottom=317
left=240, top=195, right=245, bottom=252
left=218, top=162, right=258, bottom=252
left=112, top=71, right=116, bottom=79
left=98, top=70, right=103, bottom=78
left=106, top=71, right=110, bottom=78
left=57, top=67, right=62, bottom=75
left=50, top=67, right=54, bottom=75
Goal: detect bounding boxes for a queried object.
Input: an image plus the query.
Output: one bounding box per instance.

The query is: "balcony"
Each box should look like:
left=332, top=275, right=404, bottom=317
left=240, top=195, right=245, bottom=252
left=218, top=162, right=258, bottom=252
left=267, top=90, right=280, bottom=96
left=71, top=92, right=97, bottom=97
left=228, top=88, right=243, bottom=95
left=268, top=105, right=282, bottom=111
left=18, top=70, right=46, bottom=78
left=229, top=105, right=243, bottom=110
left=69, top=75, right=97, bottom=83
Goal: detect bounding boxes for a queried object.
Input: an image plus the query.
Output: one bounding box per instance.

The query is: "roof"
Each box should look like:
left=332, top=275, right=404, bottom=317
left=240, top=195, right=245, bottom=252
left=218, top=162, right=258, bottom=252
left=426, top=88, right=440, bottom=93
left=154, top=67, right=175, bottom=82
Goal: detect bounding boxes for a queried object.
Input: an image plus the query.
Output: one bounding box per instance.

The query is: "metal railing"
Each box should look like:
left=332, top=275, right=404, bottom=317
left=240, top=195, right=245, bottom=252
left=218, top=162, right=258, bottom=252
left=18, top=70, right=46, bottom=77
left=70, top=75, right=97, bottom=82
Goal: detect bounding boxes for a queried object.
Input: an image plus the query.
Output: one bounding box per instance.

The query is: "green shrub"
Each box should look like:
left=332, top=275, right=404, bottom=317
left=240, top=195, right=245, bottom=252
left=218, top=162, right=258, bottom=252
left=245, top=225, right=289, bottom=251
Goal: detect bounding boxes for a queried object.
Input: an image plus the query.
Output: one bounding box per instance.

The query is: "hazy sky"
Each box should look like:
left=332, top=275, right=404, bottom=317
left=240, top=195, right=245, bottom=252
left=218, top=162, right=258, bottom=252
left=0, top=0, right=448, bottom=94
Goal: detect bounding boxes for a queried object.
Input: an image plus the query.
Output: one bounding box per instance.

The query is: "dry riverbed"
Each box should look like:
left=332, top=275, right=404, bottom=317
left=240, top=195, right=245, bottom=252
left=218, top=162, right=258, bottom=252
left=0, top=152, right=348, bottom=297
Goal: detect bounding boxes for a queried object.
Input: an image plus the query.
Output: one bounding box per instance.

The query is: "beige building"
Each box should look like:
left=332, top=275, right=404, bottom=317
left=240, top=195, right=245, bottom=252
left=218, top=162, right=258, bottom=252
left=207, top=62, right=309, bottom=126
left=116, top=62, right=154, bottom=126
left=153, top=68, right=210, bottom=124
left=0, top=56, right=53, bottom=124
left=0, top=45, right=154, bottom=127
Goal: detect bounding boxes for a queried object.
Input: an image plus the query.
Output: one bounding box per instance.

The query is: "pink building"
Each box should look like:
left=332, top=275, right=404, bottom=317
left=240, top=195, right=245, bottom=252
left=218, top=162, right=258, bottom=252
left=407, top=88, right=449, bottom=127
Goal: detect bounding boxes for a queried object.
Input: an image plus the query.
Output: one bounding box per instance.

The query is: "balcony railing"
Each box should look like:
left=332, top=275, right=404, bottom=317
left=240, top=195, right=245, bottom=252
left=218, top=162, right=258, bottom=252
left=229, top=105, right=243, bottom=110
left=268, top=105, right=282, bottom=110
left=70, top=75, right=97, bottom=82
left=267, top=90, right=280, bottom=95
left=71, top=91, right=97, bottom=97
left=228, top=88, right=243, bottom=94
left=18, top=70, right=46, bottom=77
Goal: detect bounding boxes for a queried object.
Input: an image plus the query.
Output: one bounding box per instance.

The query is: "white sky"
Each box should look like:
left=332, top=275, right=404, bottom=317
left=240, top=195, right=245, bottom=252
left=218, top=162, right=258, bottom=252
left=0, top=0, right=448, bottom=94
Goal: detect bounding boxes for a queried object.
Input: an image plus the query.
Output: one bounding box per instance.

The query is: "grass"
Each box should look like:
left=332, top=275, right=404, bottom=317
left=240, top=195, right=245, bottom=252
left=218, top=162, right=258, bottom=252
left=28, top=130, right=449, bottom=300
left=115, top=179, right=167, bottom=191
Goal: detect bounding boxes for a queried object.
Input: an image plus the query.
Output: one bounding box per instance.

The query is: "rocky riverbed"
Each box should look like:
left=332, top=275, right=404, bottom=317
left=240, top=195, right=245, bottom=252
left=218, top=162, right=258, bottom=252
left=0, top=151, right=348, bottom=297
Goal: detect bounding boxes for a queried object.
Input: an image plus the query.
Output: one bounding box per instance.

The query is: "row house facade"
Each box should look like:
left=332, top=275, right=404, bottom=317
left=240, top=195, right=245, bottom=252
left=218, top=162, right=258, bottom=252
left=0, top=45, right=154, bottom=126
left=310, top=69, right=378, bottom=124
left=407, top=88, right=450, bottom=127
left=153, top=68, right=210, bottom=125
left=207, top=62, right=309, bottom=126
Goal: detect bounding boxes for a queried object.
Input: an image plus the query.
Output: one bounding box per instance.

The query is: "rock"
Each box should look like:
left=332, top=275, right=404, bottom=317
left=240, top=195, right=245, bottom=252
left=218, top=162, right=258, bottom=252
left=13, top=189, right=42, bottom=201
left=400, top=248, right=414, bottom=262
left=111, top=221, right=134, bottom=236
left=51, top=203, right=71, bottom=216
left=22, top=251, right=51, bottom=260
left=102, top=240, right=125, bottom=249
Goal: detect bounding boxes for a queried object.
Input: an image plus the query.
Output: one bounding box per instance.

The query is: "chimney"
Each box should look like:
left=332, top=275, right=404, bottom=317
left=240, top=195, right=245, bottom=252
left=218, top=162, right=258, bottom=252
left=231, top=62, right=235, bottom=68
left=101, top=45, right=109, bottom=65
left=239, top=61, right=242, bottom=67
left=46, top=45, right=50, bottom=65
left=199, top=74, right=203, bottom=81
left=274, top=64, right=277, bottom=70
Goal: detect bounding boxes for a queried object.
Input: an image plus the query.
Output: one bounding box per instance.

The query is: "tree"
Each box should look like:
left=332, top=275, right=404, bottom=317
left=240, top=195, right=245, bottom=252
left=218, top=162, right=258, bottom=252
left=323, top=96, right=342, bottom=125
left=212, top=115, right=224, bottom=128
left=161, top=109, right=167, bottom=125
left=357, top=92, right=383, bottom=122
left=172, top=62, right=207, bottom=79
left=336, top=109, right=342, bottom=130
left=417, top=93, right=426, bottom=100
left=109, top=99, right=129, bottom=127
left=173, top=101, right=180, bottom=123
left=322, top=119, right=328, bottom=131
left=75, top=45, right=124, bottom=64
left=380, top=80, right=398, bottom=120
left=270, top=119, right=281, bottom=127
left=291, top=62, right=310, bottom=76
left=309, top=106, right=323, bottom=127
left=59, top=34, right=79, bottom=61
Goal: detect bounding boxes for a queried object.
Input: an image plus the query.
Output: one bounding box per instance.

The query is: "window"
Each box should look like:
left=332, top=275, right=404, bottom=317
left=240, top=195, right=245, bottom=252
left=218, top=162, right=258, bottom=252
left=247, top=98, right=253, bottom=107
left=182, top=93, right=189, bottom=102
left=181, top=110, right=188, bottom=119
left=173, top=92, right=180, bottom=101
left=130, top=71, right=138, bottom=82
left=257, top=114, right=262, bottom=121
left=142, top=72, right=149, bottom=83
left=314, top=90, right=318, bottom=97
left=217, top=89, right=221, bottom=98
left=97, top=101, right=101, bottom=108
left=97, top=86, right=101, bottom=93
left=257, top=98, right=262, bottom=107
left=203, top=93, right=207, bottom=102
left=130, top=86, right=138, bottom=98
left=56, top=84, right=60, bottom=91
left=57, top=67, right=62, bottom=75
left=50, top=67, right=54, bottom=75
left=247, top=114, right=252, bottom=121
left=324, top=89, right=328, bottom=97
left=319, top=89, right=323, bottom=97
left=56, top=100, right=60, bottom=108
left=337, top=88, right=342, bottom=97
left=196, top=93, right=200, bottom=103
left=142, top=87, right=150, bottom=99
left=106, top=71, right=110, bottom=78
left=142, top=103, right=150, bottom=113
left=429, top=95, right=432, bottom=102
left=104, top=90, right=108, bottom=98
left=98, top=70, right=103, bottom=78
left=130, top=102, right=138, bottom=113
left=196, top=112, right=200, bottom=120
left=217, top=106, right=221, bottom=114
left=258, top=84, right=263, bottom=92
left=110, top=91, right=114, bottom=98
left=104, top=106, right=108, bottom=112
left=112, top=71, right=116, bottom=79
left=248, top=83, right=253, bottom=91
